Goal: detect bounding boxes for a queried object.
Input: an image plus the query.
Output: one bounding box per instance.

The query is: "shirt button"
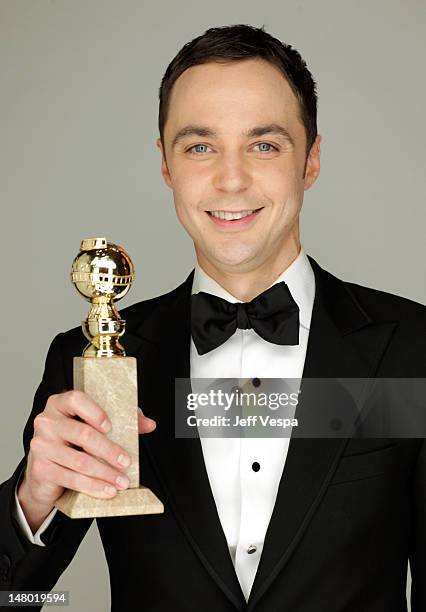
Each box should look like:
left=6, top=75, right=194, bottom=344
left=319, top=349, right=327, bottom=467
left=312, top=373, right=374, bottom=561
left=252, top=378, right=261, bottom=388
left=252, top=461, right=260, bottom=472
left=247, top=545, right=257, bottom=554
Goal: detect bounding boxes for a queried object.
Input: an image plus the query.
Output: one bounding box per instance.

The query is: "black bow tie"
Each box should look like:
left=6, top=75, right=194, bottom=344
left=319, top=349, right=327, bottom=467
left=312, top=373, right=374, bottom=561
left=191, top=281, right=300, bottom=355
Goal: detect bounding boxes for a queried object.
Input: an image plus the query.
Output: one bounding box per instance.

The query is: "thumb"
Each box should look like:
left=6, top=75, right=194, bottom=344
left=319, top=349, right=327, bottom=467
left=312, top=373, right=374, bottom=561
left=138, top=407, right=156, bottom=433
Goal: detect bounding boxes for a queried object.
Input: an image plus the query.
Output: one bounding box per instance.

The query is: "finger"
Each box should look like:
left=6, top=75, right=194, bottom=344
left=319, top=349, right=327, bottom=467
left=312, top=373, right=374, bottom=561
left=53, top=390, right=112, bottom=434
left=45, top=442, right=130, bottom=491
left=42, top=460, right=119, bottom=499
left=138, top=407, right=156, bottom=433
left=60, top=418, right=132, bottom=469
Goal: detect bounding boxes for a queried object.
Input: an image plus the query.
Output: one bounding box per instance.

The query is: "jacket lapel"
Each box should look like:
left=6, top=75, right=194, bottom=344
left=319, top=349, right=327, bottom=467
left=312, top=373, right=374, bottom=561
left=122, top=256, right=398, bottom=611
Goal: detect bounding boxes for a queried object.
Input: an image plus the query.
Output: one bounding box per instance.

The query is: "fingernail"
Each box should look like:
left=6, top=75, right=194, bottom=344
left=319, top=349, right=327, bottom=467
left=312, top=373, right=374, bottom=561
left=116, top=475, right=130, bottom=489
left=101, top=419, right=111, bottom=432
left=104, top=485, right=116, bottom=496
left=117, top=453, right=131, bottom=467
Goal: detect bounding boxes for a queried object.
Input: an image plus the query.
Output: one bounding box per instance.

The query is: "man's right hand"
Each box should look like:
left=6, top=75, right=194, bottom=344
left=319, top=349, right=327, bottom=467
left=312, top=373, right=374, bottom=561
left=17, top=390, right=157, bottom=533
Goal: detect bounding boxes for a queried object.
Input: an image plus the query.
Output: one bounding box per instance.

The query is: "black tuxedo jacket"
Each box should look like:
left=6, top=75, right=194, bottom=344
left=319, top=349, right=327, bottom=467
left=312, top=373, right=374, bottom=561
left=0, top=255, right=425, bottom=611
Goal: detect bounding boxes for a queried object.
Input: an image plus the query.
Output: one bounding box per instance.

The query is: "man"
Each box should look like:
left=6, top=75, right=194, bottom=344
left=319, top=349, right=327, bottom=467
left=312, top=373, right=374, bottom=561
left=0, top=24, right=425, bottom=612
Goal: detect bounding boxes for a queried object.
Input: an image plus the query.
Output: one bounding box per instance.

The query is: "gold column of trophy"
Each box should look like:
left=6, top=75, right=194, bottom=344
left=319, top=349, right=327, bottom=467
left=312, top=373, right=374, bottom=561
left=55, top=237, right=164, bottom=518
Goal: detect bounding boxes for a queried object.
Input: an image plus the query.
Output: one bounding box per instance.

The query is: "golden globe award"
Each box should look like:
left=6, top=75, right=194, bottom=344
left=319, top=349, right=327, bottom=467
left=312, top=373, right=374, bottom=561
left=55, top=237, right=164, bottom=518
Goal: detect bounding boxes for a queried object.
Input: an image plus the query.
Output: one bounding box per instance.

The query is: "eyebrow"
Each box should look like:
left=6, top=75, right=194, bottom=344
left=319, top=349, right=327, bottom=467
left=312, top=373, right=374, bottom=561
left=171, top=123, right=295, bottom=149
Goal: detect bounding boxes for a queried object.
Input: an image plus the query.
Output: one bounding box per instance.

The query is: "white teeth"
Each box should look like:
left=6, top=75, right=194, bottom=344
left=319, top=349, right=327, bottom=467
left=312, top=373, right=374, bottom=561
left=209, top=209, right=256, bottom=220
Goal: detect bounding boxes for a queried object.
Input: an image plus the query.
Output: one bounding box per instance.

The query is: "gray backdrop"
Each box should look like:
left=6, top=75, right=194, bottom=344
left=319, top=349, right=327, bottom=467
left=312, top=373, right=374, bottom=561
left=1, top=1, right=425, bottom=610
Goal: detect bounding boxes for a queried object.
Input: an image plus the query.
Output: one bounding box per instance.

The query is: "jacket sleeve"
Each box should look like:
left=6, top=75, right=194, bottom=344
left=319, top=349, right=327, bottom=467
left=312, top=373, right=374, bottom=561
left=0, top=333, right=93, bottom=603
left=409, top=438, right=426, bottom=611
left=13, top=466, right=59, bottom=547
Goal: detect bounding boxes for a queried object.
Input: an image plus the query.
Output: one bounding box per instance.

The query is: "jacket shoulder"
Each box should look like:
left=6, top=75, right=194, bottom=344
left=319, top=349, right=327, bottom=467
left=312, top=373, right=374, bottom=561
left=313, top=260, right=425, bottom=375
left=343, top=279, right=425, bottom=325
left=342, top=278, right=425, bottom=373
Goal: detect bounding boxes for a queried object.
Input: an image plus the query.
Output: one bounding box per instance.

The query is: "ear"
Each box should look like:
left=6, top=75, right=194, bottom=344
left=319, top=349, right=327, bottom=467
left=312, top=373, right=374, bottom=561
left=303, top=134, right=321, bottom=190
left=156, top=137, right=172, bottom=188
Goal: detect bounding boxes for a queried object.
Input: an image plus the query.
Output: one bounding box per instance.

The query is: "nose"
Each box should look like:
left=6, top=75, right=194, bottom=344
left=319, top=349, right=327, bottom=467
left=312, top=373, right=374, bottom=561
left=212, top=151, right=252, bottom=194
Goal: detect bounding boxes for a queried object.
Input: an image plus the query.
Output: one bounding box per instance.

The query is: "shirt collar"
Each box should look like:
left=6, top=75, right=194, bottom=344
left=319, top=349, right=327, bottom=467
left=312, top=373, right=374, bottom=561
left=191, top=245, right=315, bottom=331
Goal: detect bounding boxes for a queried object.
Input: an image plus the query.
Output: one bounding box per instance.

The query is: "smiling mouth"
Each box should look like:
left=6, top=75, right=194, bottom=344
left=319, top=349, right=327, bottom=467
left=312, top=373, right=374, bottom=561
left=206, top=207, right=264, bottom=220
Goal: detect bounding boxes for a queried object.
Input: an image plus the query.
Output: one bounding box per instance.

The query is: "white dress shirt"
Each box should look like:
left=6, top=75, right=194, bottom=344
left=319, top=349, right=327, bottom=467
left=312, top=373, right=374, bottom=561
left=13, top=245, right=315, bottom=602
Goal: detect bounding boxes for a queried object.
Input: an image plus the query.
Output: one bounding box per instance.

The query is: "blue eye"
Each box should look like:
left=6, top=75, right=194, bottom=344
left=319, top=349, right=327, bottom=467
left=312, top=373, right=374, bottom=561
left=188, top=144, right=210, bottom=154
left=255, top=143, right=277, bottom=152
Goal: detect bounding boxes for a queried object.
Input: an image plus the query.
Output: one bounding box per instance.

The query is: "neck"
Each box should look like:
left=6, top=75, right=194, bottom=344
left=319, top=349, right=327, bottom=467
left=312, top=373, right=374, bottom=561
left=196, top=236, right=301, bottom=302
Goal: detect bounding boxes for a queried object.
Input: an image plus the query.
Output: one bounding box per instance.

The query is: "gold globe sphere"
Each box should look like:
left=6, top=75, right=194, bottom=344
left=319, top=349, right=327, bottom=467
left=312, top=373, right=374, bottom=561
left=71, top=237, right=135, bottom=303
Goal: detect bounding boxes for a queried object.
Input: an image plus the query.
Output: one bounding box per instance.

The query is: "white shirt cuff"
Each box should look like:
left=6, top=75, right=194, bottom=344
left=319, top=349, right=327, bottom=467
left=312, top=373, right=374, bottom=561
left=13, top=478, right=58, bottom=547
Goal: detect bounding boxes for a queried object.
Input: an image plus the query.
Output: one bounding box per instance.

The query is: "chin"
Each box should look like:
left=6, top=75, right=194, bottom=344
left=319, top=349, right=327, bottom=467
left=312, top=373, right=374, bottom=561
left=213, top=252, right=260, bottom=271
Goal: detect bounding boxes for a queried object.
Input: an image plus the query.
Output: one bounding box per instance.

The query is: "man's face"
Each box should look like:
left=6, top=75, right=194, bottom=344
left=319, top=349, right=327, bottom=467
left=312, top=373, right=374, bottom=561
left=156, top=58, right=321, bottom=275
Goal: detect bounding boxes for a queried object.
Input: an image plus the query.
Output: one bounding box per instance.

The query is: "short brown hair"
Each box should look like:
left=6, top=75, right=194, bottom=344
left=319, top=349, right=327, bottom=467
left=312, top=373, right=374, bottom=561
left=158, top=24, right=318, bottom=157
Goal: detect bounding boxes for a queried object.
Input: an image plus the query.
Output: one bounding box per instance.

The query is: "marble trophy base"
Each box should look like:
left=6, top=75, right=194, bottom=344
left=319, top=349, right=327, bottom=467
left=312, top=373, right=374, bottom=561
left=55, top=356, right=164, bottom=519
